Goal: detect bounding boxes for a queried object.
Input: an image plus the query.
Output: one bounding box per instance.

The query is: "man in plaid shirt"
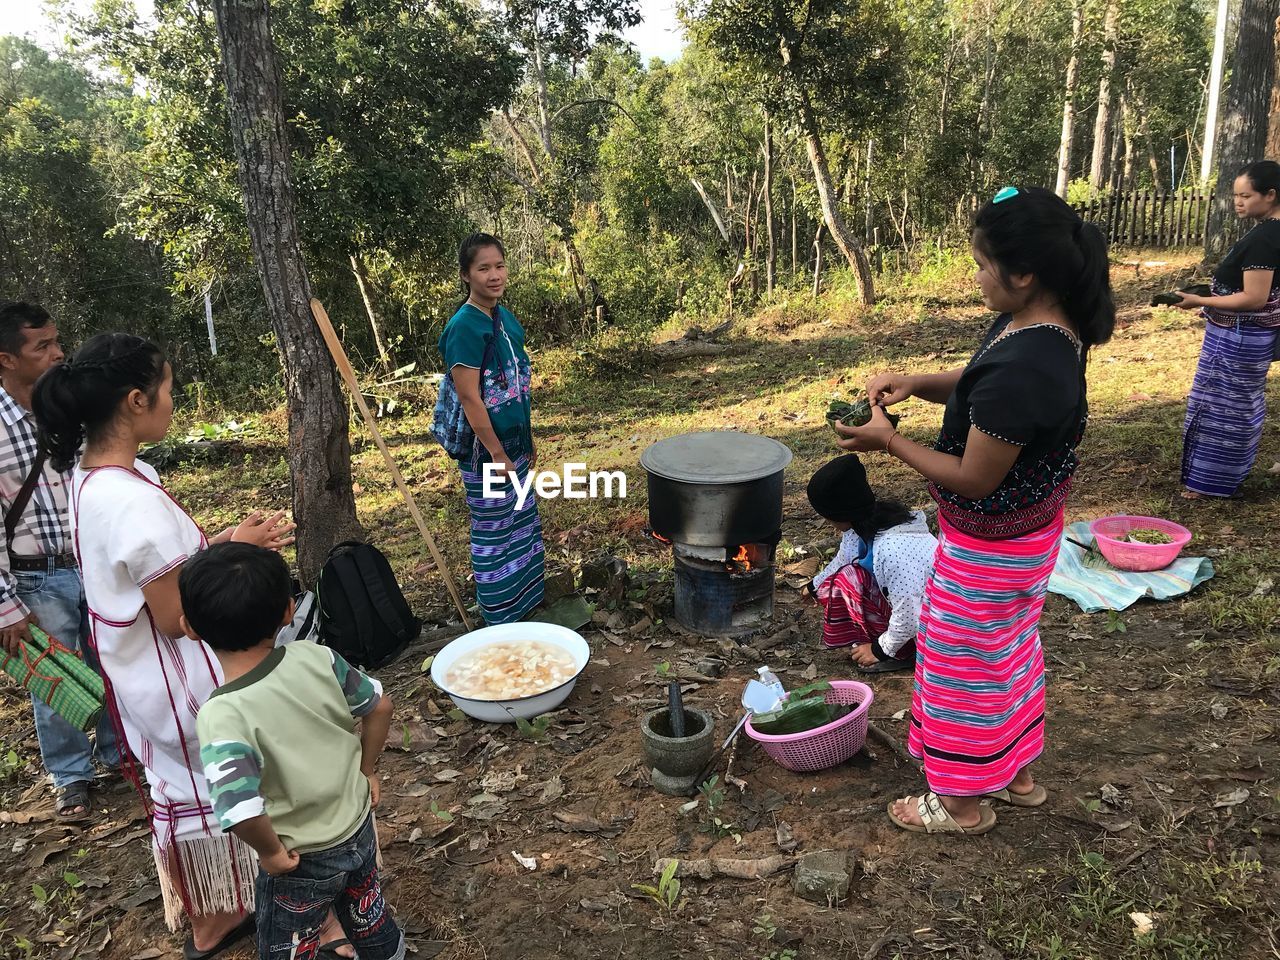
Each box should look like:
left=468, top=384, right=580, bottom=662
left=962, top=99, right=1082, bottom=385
left=0, top=302, right=118, bottom=819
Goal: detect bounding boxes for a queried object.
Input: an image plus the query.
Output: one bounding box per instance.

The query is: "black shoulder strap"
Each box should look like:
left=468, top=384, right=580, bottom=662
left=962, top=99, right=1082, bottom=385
left=6, top=449, right=47, bottom=547
left=331, top=552, right=377, bottom=657
left=352, top=548, right=415, bottom=639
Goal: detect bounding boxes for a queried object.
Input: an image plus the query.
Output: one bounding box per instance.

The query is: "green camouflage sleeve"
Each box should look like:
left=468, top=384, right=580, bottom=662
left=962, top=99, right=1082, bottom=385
left=327, top=649, right=383, bottom=718
left=200, top=738, right=265, bottom=831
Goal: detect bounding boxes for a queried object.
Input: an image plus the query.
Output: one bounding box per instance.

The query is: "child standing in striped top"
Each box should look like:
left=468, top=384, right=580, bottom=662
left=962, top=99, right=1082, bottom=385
left=835, top=186, right=1115, bottom=835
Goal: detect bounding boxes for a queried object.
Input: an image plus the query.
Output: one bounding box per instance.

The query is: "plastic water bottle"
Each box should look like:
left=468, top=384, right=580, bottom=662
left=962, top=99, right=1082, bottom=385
left=757, top=666, right=786, bottom=706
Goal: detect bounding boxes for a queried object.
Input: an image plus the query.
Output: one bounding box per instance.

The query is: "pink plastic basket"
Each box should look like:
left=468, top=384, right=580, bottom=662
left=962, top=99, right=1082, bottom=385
left=1089, top=515, right=1191, bottom=572
left=744, top=680, right=874, bottom=772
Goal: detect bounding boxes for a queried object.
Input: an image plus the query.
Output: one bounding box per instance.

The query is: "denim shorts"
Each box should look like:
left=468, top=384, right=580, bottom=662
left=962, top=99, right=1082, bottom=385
left=255, top=813, right=403, bottom=960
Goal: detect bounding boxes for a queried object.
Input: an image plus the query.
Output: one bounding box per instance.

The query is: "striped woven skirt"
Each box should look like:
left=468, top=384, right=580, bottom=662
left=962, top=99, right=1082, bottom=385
left=1181, top=321, right=1278, bottom=498
left=907, top=510, right=1062, bottom=796
left=460, top=455, right=545, bottom=624
left=816, top=564, right=890, bottom=649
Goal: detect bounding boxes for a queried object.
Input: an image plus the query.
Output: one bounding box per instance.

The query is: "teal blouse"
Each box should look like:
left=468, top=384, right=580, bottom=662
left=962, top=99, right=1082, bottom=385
left=438, top=303, right=533, bottom=460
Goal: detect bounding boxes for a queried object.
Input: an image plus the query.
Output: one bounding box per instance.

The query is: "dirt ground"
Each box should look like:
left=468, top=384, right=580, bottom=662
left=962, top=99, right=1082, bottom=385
left=1, top=253, right=1277, bottom=960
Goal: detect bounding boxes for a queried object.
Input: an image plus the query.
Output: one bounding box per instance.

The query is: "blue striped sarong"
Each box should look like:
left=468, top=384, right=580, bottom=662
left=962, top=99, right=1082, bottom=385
left=1181, top=321, right=1278, bottom=498
left=459, top=455, right=545, bottom=624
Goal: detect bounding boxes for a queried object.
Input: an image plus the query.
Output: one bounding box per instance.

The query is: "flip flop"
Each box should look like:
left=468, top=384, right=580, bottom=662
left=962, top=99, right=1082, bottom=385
left=984, top=784, right=1048, bottom=807
left=319, top=938, right=356, bottom=960
left=887, top=792, right=997, bottom=835
left=55, top=781, right=93, bottom=822
left=182, top=912, right=255, bottom=960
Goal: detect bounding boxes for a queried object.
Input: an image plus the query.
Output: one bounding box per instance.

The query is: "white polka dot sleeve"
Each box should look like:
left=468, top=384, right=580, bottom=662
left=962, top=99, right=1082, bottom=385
left=812, top=529, right=862, bottom=592
left=872, top=517, right=939, bottom=657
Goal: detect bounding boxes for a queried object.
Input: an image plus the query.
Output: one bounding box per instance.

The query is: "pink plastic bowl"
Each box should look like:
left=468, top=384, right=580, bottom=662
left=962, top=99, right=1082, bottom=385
left=744, top=680, right=874, bottom=773
left=1089, top=515, right=1191, bottom=572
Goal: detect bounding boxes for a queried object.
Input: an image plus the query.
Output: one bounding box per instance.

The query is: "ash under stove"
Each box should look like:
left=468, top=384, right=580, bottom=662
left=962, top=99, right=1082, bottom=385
left=641, top=432, right=793, bottom=637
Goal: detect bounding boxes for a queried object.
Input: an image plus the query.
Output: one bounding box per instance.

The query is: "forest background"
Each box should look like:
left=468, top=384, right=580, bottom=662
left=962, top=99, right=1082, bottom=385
left=2, top=0, right=1273, bottom=408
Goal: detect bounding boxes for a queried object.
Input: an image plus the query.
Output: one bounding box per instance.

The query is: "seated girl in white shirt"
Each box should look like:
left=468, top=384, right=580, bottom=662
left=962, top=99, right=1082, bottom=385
left=805, top=455, right=938, bottom=674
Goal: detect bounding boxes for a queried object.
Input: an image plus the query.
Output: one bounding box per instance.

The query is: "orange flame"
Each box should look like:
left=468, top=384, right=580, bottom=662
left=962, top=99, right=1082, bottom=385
left=651, top=531, right=672, bottom=544
left=730, top=545, right=752, bottom=571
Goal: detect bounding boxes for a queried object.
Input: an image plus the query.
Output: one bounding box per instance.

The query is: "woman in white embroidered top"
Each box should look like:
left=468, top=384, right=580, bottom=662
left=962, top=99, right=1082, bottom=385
left=804, top=455, right=937, bottom=673
left=33, top=334, right=295, bottom=959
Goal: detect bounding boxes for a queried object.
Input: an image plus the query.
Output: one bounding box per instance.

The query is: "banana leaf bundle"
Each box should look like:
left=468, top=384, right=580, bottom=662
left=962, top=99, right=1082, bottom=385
left=827, top=397, right=900, bottom=433
left=0, top=625, right=104, bottom=732
left=750, top=681, right=852, bottom=735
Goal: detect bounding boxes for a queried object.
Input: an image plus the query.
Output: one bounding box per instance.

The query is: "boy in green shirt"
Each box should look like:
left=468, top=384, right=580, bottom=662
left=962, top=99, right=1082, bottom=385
left=185, top=543, right=401, bottom=960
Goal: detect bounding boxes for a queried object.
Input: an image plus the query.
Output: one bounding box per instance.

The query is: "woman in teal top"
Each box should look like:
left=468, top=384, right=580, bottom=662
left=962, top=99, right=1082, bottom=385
left=437, top=233, right=544, bottom=623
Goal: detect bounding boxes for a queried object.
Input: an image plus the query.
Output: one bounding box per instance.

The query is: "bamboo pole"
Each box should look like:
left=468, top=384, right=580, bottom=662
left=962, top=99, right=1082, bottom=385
left=310, top=298, right=474, bottom=630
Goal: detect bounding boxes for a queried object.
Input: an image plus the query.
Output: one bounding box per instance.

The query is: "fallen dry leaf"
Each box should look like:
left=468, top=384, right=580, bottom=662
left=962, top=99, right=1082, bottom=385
left=1213, top=787, right=1249, bottom=808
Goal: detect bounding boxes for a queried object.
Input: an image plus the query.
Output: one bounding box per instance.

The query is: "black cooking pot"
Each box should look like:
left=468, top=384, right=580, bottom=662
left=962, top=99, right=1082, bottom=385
left=641, top=432, right=793, bottom=547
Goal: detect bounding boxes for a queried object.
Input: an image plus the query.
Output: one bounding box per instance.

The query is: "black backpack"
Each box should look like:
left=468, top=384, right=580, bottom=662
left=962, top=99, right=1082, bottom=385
left=316, top=541, right=421, bottom=669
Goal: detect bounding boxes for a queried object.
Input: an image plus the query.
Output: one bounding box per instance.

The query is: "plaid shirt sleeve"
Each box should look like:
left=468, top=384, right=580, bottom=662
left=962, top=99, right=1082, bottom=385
left=0, top=543, right=32, bottom=629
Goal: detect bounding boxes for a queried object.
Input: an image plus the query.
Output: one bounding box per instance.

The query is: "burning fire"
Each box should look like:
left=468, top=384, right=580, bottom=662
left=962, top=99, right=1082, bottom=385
left=729, top=544, right=753, bottom=572
left=650, top=530, right=672, bottom=544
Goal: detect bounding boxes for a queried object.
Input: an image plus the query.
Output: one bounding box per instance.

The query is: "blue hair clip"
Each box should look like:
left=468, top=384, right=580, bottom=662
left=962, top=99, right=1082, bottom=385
left=993, top=186, right=1019, bottom=204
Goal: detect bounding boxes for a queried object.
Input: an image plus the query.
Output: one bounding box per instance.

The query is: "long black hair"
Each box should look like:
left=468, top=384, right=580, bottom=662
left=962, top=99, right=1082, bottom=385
left=849, top=500, right=915, bottom=546
left=32, top=333, right=166, bottom=471
left=1239, top=160, right=1280, bottom=206
left=972, top=186, right=1116, bottom=352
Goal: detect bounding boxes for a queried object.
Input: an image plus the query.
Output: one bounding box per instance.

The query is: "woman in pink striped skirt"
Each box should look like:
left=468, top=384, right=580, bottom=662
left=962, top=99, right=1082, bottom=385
left=836, top=186, right=1116, bottom=835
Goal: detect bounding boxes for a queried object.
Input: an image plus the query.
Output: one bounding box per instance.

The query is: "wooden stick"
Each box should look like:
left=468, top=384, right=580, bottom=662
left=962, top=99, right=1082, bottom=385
left=310, top=298, right=473, bottom=630
left=867, top=721, right=921, bottom=771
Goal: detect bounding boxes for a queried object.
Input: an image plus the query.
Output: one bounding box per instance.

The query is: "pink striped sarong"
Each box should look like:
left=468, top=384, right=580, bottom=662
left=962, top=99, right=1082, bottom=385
left=816, top=564, right=890, bottom=648
left=907, top=509, right=1063, bottom=796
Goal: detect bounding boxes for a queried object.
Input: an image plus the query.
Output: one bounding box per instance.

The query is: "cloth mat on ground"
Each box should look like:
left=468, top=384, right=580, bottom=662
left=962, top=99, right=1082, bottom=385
left=1048, top=521, right=1215, bottom=613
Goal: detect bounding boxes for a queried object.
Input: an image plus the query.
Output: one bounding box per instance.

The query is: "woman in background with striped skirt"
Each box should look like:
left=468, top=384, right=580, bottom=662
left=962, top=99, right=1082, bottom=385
left=1175, top=161, right=1280, bottom=499
left=836, top=187, right=1115, bottom=835
left=439, top=233, right=545, bottom=624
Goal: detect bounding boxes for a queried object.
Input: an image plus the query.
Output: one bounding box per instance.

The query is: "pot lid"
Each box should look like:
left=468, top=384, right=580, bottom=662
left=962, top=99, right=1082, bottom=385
left=641, top=431, right=793, bottom=484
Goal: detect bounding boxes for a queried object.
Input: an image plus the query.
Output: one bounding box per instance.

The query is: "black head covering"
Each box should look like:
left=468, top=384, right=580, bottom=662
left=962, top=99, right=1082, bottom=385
left=806, top=454, right=876, bottom=524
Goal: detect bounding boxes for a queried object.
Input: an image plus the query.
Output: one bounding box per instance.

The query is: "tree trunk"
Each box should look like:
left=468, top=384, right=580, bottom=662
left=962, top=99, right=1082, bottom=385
left=1200, top=0, right=1231, bottom=182
left=790, top=175, right=798, bottom=274
left=863, top=138, right=874, bottom=244
left=1089, top=0, right=1120, bottom=191
left=1268, top=14, right=1280, bottom=160
left=799, top=97, right=874, bottom=303
left=762, top=110, right=776, bottom=294
left=691, top=178, right=731, bottom=243
left=531, top=25, right=554, bottom=158
left=780, top=39, right=873, bottom=303
left=1120, top=90, right=1136, bottom=188
left=1055, top=0, right=1085, bottom=197
left=1205, top=0, right=1280, bottom=262
left=211, top=0, right=360, bottom=583
left=350, top=254, right=392, bottom=369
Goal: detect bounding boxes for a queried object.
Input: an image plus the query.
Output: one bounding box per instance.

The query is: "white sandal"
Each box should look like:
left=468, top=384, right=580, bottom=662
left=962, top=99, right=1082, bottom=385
left=887, top=792, right=997, bottom=835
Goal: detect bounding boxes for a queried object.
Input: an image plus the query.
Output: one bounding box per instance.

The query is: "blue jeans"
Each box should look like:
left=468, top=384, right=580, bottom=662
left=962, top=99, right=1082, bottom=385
left=256, top=813, right=404, bottom=960
left=16, top=565, right=120, bottom=789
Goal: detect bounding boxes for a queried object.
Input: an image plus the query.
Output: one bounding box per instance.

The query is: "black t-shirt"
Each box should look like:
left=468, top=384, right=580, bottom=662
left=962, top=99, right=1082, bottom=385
left=930, top=316, right=1087, bottom=538
left=939, top=316, right=1085, bottom=464
left=1213, top=218, right=1280, bottom=292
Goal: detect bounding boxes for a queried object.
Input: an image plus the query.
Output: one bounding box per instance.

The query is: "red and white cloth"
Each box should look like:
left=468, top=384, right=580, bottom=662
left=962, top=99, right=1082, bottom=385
left=812, top=511, right=936, bottom=655
left=72, top=461, right=255, bottom=929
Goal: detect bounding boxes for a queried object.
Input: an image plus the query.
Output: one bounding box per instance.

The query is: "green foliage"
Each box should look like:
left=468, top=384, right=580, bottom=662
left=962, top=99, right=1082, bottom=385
left=631, top=858, right=682, bottom=911
left=515, top=714, right=553, bottom=741
left=0, top=748, right=20, bottom=778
